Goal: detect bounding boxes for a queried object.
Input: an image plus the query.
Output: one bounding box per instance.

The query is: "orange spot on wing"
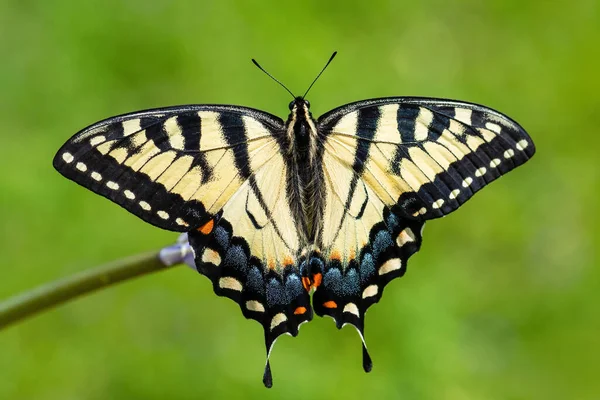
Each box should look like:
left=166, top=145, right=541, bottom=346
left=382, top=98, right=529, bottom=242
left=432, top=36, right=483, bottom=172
left=302, top=273, right=323, bottom=292
left=330, top=250, right=341, bottom=261
left=323, top=300, right=337, bottom=309
left=268, top=259, right=276, bottom=270
left=198, top=219, right=214, bottom=235
left=294, top=306, right=307, bottom=315
left=283, top=255, right=294, bottom=267
left=349, top=248, right=356, bottom=261
left=302, top=277, right=311, bottom=291
left=312, top=273, right=322, bottom=289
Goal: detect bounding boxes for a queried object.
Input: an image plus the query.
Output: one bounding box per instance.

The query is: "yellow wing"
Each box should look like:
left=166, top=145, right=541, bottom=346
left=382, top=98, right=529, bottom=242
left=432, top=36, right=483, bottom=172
left=54, top=106, right=282, bottom=231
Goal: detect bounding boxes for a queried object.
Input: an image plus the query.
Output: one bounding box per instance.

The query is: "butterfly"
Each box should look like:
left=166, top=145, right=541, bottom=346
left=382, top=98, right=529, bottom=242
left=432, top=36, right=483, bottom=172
left=53, top=52, right=535, bottom=387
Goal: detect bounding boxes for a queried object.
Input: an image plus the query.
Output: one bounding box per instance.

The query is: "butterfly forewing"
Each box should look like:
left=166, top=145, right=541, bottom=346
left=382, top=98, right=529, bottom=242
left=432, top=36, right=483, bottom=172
left=319, top=97, right=535, bottom=221
left=53, top=105, right=283, bottom=231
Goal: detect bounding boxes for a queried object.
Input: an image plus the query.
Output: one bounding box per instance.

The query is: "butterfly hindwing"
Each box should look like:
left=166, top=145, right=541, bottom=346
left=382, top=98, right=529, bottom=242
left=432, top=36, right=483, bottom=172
left=187, top=214, right=312, bottom=338
left=312, top=206, right=424, bottom=371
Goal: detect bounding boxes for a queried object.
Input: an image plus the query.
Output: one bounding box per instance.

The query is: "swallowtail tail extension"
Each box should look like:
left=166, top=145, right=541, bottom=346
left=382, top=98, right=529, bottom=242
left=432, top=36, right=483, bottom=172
left=53, top=53, right=535, bottom=387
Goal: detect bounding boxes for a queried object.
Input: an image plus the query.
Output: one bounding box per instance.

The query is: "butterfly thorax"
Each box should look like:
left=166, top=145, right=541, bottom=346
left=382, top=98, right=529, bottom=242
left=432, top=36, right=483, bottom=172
left=284, top=98, right=324, bottom=243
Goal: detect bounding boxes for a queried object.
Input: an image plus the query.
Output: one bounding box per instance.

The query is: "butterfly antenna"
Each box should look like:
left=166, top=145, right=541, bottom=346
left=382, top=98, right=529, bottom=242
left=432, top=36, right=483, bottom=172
left=252, top=58, right=296, bottom=99
left=302, top=51, right=337, bottom=99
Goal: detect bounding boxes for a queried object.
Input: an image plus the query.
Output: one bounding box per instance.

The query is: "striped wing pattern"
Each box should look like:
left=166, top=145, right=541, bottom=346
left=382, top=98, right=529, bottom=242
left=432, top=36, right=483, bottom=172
left=53, top=106, right=312, bottom=383
left=319, top=98, right=535, bottom=222
left=54, top=106, right=282, bottom=231
left=312, top=97, right=535, bottom=360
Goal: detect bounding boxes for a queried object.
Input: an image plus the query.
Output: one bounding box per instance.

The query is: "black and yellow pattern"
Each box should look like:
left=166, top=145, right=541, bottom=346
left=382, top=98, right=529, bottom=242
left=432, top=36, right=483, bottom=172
left=54, top=94, right=534, bottom=387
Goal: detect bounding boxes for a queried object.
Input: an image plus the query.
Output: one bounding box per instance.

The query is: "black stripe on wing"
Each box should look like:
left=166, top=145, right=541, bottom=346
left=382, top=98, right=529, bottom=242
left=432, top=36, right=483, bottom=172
left=393, top=101, right=535, bottom=220
left=319, top=97, right=535, bottom=221
left=54, top=105, right=284, bottom=231
left=329, top=107, right=382, bottom=239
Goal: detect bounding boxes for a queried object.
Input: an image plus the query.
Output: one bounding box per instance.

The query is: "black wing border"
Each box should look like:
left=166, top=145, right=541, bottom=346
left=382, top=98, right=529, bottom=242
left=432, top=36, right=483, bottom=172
left=318, top=96, right=528, bottom=134
left=61, top=103, right=285, bottom=139
left=53, top=104, right=285, bottom=232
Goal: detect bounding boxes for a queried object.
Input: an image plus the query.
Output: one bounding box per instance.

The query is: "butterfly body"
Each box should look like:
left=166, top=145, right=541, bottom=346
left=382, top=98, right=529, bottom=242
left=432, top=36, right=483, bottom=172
left=284, top=97, right=324, bottom=243
left=54, top=89, right=535, bottom=387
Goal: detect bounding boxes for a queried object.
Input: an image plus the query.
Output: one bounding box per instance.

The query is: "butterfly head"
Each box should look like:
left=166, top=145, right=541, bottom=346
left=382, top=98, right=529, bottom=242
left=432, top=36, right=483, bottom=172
left=285, top=96, right=317, bottom=150
left=288, top=97, right=310, bottom=111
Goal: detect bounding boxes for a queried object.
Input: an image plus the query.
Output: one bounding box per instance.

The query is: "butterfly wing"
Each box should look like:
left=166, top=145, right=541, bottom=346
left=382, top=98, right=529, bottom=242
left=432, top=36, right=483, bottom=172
left=54, top=105, right=286, bottom=230
left=54, top=105, right=311, bottom=386
left=315, top=97, right=535, bottom=367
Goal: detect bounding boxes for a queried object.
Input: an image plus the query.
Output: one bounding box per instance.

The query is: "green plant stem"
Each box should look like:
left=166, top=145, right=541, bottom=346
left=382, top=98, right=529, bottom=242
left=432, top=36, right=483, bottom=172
left=0, top=251, right=178, bottom=330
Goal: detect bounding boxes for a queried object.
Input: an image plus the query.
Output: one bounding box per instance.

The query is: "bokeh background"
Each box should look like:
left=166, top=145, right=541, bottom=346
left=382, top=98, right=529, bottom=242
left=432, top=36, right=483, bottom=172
left=1, top=0, right=598, bottom=398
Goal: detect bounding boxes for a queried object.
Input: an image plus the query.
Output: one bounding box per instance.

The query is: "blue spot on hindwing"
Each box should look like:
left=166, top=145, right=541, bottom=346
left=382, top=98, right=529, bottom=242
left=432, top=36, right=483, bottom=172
left=359, top=253, right=375, bottom=284
left=372, top=230, right=393, bottom=260
left=324, top=268, right=343, bottom=296
left=246, top=266, right=265, bottom=296
left=213, top=226, right=230, bottom=249
left=285, top=274, right=303, bottom=299
left=266, top=278, right=287, bottom=306
left=342, top=268, right=360, bottom=296
left=386, top=211, right=400, bottom=231
left=324, top=268, right=360, bottom=297
left=223, top=245, right=247, bottom=272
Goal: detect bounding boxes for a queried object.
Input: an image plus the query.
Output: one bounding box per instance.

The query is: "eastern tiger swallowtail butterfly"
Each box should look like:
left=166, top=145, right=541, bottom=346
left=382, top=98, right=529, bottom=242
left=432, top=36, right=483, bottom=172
left=53, top=52, right=535, bottom=387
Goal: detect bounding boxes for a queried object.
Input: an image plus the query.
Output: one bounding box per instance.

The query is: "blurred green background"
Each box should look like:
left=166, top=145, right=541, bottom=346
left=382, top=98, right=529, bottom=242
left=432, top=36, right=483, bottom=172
left=1, top=0, right=598, bottom=398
